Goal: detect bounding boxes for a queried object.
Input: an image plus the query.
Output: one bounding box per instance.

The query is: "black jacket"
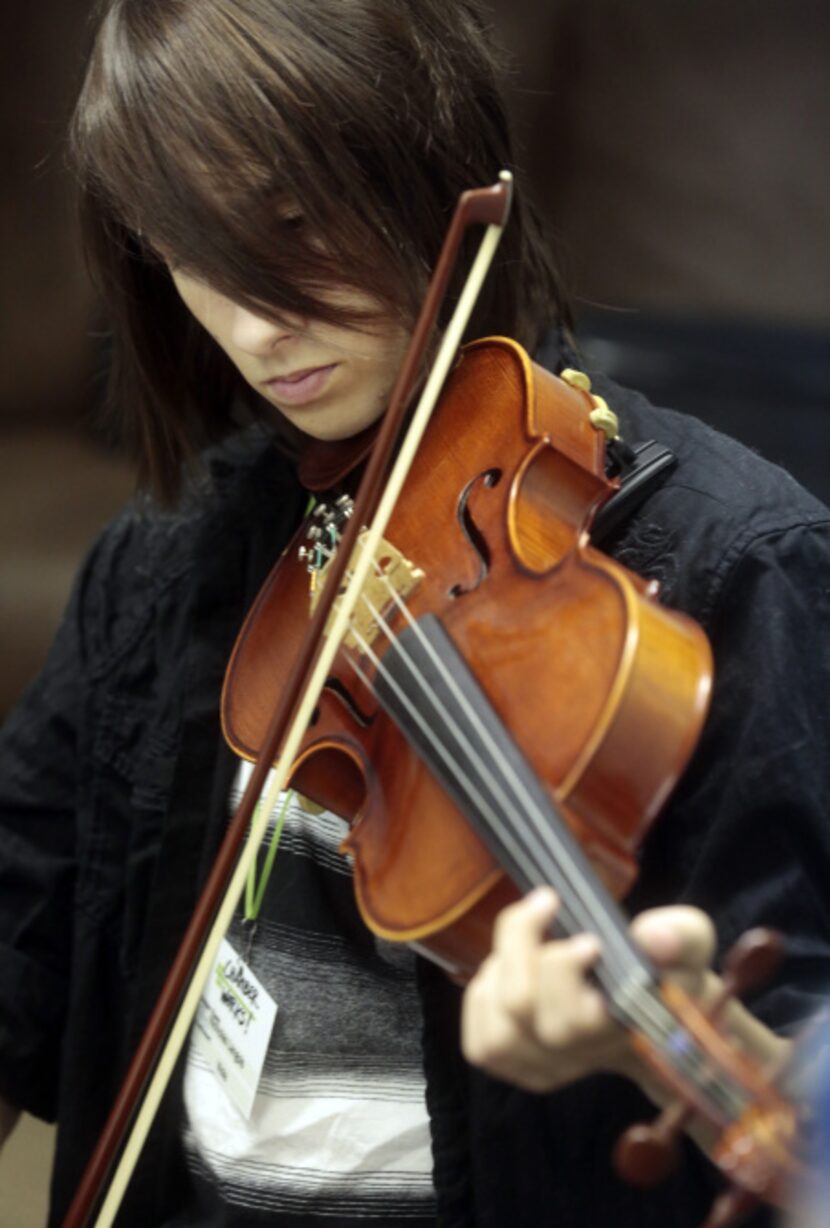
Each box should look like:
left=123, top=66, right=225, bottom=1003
left=1, top=351, right=829, bottom=1226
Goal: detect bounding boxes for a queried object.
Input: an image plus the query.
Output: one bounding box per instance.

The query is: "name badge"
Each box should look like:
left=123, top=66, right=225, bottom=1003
left=191, top=937, right=278, bottom=1119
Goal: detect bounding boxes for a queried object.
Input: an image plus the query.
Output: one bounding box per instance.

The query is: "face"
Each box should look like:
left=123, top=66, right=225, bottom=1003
left=168, top=269, right=411, bottom=442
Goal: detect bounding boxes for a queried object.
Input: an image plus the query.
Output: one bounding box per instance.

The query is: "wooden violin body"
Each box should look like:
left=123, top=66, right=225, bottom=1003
left=222, top=337, right=712, bottom=978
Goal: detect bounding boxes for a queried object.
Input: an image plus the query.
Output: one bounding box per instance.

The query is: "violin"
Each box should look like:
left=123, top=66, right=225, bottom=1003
left=223, top=335, right=711, bottom=972
left=222, top=334, right=805, bottom=1222
left=63, top=175, right=806, bottom=1228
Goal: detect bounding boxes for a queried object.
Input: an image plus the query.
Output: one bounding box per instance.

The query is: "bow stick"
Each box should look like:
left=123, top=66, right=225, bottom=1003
left=62, top=171, right=514, bottom=1228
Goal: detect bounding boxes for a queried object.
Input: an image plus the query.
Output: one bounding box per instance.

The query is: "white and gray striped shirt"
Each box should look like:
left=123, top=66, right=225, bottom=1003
left=180, top=764, right=437, bottom=1224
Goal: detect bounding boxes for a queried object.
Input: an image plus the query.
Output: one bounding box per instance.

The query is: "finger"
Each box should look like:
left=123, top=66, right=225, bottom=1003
left=461, top=952, right=540, bottom=1072
left=630, top=905, right=716, bottom=973
left=490, top=887, right=560, bottom=956
left=461, top=974, right=554, bottom=1089
left=489, top=889, right=561, bottom=1022
left=463, top=939, right=624, bottom=1089
left=532, top=934, right=607, bottom=1050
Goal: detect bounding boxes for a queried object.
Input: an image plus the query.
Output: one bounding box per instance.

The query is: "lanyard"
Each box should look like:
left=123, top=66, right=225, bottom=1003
left=243, top=788, right=294, bottom=927
left=243, top=497, right=317, bottom=928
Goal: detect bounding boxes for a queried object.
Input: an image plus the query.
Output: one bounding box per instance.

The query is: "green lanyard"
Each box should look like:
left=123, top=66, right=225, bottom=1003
left=244, top=495, right=317, bottom=932
left=244, top=789, right=294, bottom=924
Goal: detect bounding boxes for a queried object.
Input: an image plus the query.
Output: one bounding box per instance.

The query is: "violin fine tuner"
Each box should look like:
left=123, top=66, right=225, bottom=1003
left=297, top=495, right=355, bottom=578
left=298, top=494, right=424, bottom=649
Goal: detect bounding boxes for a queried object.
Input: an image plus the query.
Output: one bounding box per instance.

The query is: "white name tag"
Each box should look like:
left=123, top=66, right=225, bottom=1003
left=191, top=937, right=278, bottom=1119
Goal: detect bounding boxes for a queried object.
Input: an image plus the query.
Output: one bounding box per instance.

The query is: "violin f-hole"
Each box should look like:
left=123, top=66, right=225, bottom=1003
left=322, top=675, right=376, bottom=730
left=448, top=467, right=502, bottom=598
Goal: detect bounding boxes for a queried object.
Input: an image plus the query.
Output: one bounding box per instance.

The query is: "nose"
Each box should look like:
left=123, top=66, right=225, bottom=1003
left=229, top=303, right=295, bottom=355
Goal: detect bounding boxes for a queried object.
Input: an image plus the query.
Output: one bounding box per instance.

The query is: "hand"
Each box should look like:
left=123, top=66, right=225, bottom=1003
left=461, top=887, right=616, bottom=1092
left=460, top=888, right=787, bottom=1098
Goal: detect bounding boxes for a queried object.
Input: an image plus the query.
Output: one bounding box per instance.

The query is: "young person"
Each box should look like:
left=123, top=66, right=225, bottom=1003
left=1, top=1, right=829, bottom=1225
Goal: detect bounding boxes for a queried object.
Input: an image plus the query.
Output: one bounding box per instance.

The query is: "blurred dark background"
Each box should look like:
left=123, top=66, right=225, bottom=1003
left=491, top=0, right=830, bottom=510
left=0, top=1, right=132, bottom=720
left=2, top=0, right=829, bottom=719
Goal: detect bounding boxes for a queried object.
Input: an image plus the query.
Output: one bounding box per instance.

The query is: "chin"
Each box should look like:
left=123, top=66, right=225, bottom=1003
left=295, top=411, right=383, bottom=443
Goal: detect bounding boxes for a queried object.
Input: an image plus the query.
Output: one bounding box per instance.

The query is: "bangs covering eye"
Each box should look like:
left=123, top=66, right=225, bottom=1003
left=70, top=0, right=564, bottom=501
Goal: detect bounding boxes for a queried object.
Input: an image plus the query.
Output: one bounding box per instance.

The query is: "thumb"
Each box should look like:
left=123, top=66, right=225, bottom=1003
left=630, top=906, right=716, bottom=982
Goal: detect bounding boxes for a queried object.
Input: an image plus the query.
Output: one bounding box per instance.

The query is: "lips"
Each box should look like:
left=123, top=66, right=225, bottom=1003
left=264, top=363, right=338, bottom=406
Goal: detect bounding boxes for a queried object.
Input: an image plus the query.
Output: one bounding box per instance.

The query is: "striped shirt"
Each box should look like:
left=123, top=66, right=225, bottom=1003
left=179, top=765, right=437, bottom=1224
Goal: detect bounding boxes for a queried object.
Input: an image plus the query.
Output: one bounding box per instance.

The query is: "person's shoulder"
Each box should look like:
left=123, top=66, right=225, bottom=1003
left=535, top=327, right=827, bottom=540
left=606, top=376, right=827, bottom=526
left=100, top=425, right=296, bottom=562
left=589, top=376, right=830, bottom=621
left=76, top=427, right=301, bottom=665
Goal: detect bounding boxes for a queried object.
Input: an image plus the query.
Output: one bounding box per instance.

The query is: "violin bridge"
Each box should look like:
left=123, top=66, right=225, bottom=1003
left=310, top=528, right=424, bottom=651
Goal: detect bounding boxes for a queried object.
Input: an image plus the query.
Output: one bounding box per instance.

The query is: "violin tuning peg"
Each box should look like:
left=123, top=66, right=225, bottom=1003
left=613, top=1123, right=680, bottom=1187
left=612, top=1100, right=688, bottom=1187
left=694, top=927, right=785, bottom=1033
left=721, top=928, right=784, bottom=1001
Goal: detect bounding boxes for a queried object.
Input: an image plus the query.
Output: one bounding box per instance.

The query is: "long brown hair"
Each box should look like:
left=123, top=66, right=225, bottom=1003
left=71, top=0, right=567, bottom=502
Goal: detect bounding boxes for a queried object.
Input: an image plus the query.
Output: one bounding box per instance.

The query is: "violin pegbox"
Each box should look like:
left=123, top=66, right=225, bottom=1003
left=613, top=927, right=801, bottom=1228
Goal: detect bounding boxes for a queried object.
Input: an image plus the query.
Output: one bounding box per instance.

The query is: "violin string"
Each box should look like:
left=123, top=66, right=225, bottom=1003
left=347, top=596, right=747, bottom=1120
left=351, top=580, right=728, bottom=1078
left=354, top=560, right=654, bottom=994
left=302, top=519, right=747, bottom=1117
left=358, top=608, right=631, bottom=962
left=342, top=579, right=684, bottom=1062
left=346, top=612, right=697, bottom=1072
left=335, top=560, right=747, bottom=1118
